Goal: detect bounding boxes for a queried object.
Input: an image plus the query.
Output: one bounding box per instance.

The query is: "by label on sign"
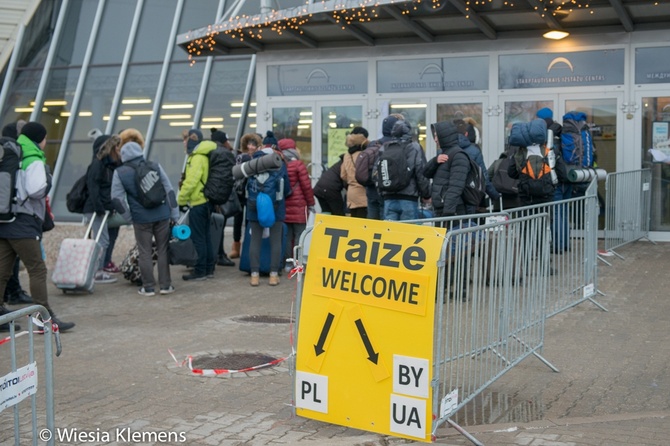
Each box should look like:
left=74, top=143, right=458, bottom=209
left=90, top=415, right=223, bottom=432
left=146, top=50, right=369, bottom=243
left=295, top=215, right=446, bottom=443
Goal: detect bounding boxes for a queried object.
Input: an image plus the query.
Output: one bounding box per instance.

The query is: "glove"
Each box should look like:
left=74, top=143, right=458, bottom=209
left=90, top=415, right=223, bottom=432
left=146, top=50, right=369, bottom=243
left=179, top=205, right=189, bottom=213
left=308, top=206, right=315, bottom=214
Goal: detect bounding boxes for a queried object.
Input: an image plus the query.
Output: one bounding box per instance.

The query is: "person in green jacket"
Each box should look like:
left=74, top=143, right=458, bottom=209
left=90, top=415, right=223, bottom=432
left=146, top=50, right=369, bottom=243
left=177, top=129, right=217, bottom=281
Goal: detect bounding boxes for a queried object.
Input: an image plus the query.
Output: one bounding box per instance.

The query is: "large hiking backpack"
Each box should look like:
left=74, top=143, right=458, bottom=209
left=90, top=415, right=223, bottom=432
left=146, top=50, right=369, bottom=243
left=561, top=111, right=595, bottom=168
left=462, top=155, right=486, bottom=207
left=132, top=160, right=166, bottom=208
left=519, top=147, right=555, bottom=197
left=374, top=138, right=412, bottom=194
left=203, top=148, right=235, bottom=205
left=0, top=138, right=22, bottom=223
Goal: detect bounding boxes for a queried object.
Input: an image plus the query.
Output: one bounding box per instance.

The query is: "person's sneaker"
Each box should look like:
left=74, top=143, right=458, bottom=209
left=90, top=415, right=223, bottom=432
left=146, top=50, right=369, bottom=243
left=217, top=254, right=235, bottom=267
left=269, top=272, right=280, bottom=286
left=160, top=285, right=175, bottom=295
left=6, top=290, right=33, bottom=305
left=182, top=273, right=207, bottom=281
left=103, top=261, right=120, bottom=273
left=138, top=287, right=156, bottom=297
left=250, top=272, right=260, bottom=287
left=206, top=271, right=214, bottom=279
left=95, top=271, right=118, bottom=284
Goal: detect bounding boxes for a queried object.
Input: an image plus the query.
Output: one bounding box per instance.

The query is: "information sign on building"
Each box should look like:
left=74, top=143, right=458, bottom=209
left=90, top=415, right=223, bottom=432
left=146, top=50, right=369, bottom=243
left=295, top=215, right=446, bottom=442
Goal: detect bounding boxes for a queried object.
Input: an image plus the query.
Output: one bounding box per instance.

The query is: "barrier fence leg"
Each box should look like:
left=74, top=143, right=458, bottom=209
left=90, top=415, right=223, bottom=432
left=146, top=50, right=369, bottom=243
left=446, top=419, right=484, bottom=446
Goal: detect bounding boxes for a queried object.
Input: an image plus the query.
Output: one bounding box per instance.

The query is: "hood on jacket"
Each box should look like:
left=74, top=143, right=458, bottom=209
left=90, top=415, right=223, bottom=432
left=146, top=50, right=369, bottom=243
left=382, top=115, right=401, bottom=137
left=192, top=140, right=217, bottom=157
left=431, top=121, right=460, bottom=149
left=240, top=133, right=262, bottom=152
left=93, top=134, right=111, bottom=157
left=120, top=141, right=144, bottom=163
left=16, top=134, right=46, bottom=169
left=346, top=133, right=367, bottom=149
left=390, top=120, right=412, bottom=138
left=282, top=148, right=300, bottom=161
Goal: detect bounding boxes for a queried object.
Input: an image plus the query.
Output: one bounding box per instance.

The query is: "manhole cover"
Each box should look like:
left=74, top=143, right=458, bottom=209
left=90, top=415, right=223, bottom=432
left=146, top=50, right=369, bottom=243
left=235, top=315, right=293, bottom=324
left=191, top=352, right=279, bottom=370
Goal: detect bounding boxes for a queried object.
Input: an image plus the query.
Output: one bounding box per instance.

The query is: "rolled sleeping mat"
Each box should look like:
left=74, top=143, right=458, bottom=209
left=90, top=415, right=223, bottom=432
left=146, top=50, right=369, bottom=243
left=567, top=168, right=607, bottom=183
left=172, top=224, right=191, bottom=240
left=233, top=152, right=283, bottom=179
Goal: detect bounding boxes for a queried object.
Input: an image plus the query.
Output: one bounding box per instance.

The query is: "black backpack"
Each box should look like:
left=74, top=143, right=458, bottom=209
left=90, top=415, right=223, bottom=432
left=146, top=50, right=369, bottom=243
left=203, top=148, right=235, bottom=205
left=0, top=138, right=22, bottom=223
left=374, top=138, right=412, bottom=194
left=490, top=157, right=519, bottom=196
left=132, top=160, right=166, bottom=208
left=462, top=156, right=486, bottom=207
left=66, top=170, right=89, bottom=214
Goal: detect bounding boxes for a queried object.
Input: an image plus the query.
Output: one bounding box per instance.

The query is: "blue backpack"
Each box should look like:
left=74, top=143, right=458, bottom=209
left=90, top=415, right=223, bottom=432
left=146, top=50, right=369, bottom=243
left=561, top=111, right=595, bottom=168
left=247, top=162, right=288, bottom=227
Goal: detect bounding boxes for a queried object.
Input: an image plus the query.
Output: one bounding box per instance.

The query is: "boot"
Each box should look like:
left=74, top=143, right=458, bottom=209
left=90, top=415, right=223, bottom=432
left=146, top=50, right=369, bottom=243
left=0, top=306, right=20, bottom=332
left=48, top=311, right=75, bottom=332
left=229, top=241, right=241, bottom=259
left=217, top=253, right=235, bottom=267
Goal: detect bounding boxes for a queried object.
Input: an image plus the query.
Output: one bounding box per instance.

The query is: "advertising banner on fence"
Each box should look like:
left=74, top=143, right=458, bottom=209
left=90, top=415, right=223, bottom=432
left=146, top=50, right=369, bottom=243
left=295, top=215, right=445, bottom=442
left=0, top=362, right=38, bottom=412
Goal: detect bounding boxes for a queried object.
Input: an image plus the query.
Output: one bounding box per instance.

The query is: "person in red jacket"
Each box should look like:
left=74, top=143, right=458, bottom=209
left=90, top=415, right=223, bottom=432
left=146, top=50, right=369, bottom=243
left=277, top=138, right=315, bottom=271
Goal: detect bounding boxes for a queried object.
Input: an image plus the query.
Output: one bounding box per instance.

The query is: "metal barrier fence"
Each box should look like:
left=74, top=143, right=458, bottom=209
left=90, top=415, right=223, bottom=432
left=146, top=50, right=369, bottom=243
left=430, top=214, right=557, bottom=445
left=0, top=305, right=61, bottom=446
left=504, top=179, right=605, bottom=318
left=604, top=169, right=654, bottom=259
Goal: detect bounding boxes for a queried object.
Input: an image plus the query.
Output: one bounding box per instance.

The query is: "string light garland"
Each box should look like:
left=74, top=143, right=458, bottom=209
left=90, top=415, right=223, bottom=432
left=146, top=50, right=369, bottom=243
left=184, top=0, right=622, bottom=64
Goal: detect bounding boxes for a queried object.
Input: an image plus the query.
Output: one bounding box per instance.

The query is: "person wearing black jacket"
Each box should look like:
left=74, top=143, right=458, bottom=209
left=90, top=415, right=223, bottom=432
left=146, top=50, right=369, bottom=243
left=83, top=134, right=118, bottom=284
left=313, top=154, right=346, bottom=215
left=424, top=121, right=470, bottom=218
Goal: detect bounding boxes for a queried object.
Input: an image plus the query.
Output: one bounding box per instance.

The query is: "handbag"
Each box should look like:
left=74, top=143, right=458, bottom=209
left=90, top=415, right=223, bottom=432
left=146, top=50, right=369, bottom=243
left=168, top=238, right=198, bottom=266
left=221, top=189, right=242, bottom=218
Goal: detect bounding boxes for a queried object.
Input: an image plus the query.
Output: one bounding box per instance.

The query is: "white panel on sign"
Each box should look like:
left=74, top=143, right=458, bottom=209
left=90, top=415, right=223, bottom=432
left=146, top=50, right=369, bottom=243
left=440, top=388, right=459, bottom=418
left=393, top=355, right=429, bottom=398
left=390, top=393, right=427, bottom=439
left=295, top=371, right=328, bottom=413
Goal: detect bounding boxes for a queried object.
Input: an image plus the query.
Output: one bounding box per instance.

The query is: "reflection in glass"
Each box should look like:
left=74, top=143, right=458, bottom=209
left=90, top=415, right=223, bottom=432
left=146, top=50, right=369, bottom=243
left=53, top=0, right=96, bottom=67
left=273, top=107, right=313, bottom=170
left=1, top=68, right=42, bottom=122
left=50, top=142, right=94, bottom=222
left=641, top=97, right=670, bottom=231
left=113, top=63, right=163, bottom=135
left=131, top=0, right=178, bottom=63
left=38, top=67, right=82, bottom=141
left=91, top=0, right=134, bottom=64
left=153, top=62, right=205, bottom=139
left=436, top=103, right=484, bottom=152
left=389, top=103, right=427, bottom=148
left=503, top=100, right=553, bottom=141
left=70, top=66, right=122, bottom=140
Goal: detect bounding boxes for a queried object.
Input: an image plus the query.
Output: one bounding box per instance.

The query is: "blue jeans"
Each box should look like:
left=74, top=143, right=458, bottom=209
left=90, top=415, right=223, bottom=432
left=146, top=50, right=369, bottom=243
left=552, top=183, right=572, bottom=252
left=383, top=199, right=418, bottom=221
left=366, top=188, right=384, bottom=220
left=189, top=203, right=214, bottom=275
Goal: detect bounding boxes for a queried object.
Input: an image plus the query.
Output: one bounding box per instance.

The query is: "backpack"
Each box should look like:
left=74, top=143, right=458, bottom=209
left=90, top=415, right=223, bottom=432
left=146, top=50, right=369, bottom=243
left=248, top=162, right=287, bottom=225
left=519, top=146, right=555, bottom=197
left=462, top=156, right=486, bottom=207
left=132, top=160, right=166, bottom=208
left=490, top=157, right=518, bottom=196
left=374, top=138, right=412, bottom=194
left=66, top=171, right=89, bottom=214
left=0, top=138, right=23, bottom=222
left=561, top=111, right=595, bottom=168
left=203, top=148, right=235, bottom=205
left=355, top=142, right=381, bottom=187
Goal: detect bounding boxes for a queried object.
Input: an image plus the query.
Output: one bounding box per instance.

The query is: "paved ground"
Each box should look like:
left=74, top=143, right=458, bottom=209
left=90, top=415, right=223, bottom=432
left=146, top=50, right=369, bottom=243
left=2, top=223, right=669, bottom=445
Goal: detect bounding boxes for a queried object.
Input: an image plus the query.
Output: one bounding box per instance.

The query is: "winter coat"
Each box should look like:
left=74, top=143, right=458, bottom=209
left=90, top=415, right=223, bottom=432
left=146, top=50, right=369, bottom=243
left=378, top=120, right=431, bottom=201
left=341, top=134, right=368, bottom=210
left=83, top=144, right=115, bottom=215
left=458, top=134, right=500, bottom=201
left=111, top=142, right=179, bottom=224
left=0, top=135, right=50, bottom=239
left=424, top=121, right=469, bottom=216
left=314, top=155, right=345, bottom=201
left=177, top=140, right=217, bottom=207
left=283, top=149, right=315, bottom=224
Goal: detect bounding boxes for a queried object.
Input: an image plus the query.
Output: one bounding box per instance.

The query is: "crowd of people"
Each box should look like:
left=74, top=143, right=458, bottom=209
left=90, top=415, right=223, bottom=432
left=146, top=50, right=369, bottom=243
left=0, top=106, right=585, bottom=332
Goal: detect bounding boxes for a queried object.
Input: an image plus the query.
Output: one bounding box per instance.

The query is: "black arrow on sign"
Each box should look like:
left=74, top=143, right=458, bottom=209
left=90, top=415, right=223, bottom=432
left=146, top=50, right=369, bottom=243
left=354, top=319, right=379, bottom=364
left=314, top=313, right=335, bottom=356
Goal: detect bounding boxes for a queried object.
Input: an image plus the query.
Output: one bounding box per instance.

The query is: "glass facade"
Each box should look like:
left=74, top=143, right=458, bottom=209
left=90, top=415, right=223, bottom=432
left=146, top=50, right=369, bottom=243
left=0, top=0, right=254, bottom=221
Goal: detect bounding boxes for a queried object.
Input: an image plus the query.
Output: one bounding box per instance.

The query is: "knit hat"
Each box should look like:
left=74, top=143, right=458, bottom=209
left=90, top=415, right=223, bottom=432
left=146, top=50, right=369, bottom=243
left=1, top=122, right=18, bottom=139
left=186, top=128, right=203, bottom=154
left=210, top=128, right=228, bottom=144
left=382, top=115, right=400, bottom=137
left=536, top=107, right=553, bottom=120
left=277, top=138, right=296, bottom=151
left=351, top=126, right=369, bottom=138
left=263, top=131, right=278, bottom=147
left=93, top=134, right=111, bottom=155
left=21, top=122, right=47, bottom=144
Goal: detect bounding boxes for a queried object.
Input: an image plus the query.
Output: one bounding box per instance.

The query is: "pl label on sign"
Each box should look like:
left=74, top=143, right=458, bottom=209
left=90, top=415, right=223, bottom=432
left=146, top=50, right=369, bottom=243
left=295, top=371, right=328, bottom=414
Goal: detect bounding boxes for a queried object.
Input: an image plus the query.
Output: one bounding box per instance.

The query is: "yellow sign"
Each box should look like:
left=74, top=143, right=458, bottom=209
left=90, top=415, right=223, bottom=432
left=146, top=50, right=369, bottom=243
left=295, top=215, right=446, bottom=442
left=326, top=128, right=349, bottom=166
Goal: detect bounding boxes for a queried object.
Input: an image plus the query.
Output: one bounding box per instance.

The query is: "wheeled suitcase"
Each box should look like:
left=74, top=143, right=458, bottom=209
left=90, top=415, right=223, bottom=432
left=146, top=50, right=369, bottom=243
left=239, top=223, right=287, bottom=274
left=52, top=212, right=109, bottom=293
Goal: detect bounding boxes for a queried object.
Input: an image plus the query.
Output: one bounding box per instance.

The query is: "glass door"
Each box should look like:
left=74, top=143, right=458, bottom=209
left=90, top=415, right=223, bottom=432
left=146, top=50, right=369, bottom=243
left=318, top=103, right=364, bottom=181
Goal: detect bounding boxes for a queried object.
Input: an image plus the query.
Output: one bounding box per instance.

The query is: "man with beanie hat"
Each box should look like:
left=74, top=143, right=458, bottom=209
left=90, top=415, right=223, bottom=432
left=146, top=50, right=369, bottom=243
left=354, top=114, right=405, bottom=219
left=0, top=122, right=75, bottom=332
left=82, top=134, right=118, bottom=284
left=262, top=131, right=278, bottom=149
